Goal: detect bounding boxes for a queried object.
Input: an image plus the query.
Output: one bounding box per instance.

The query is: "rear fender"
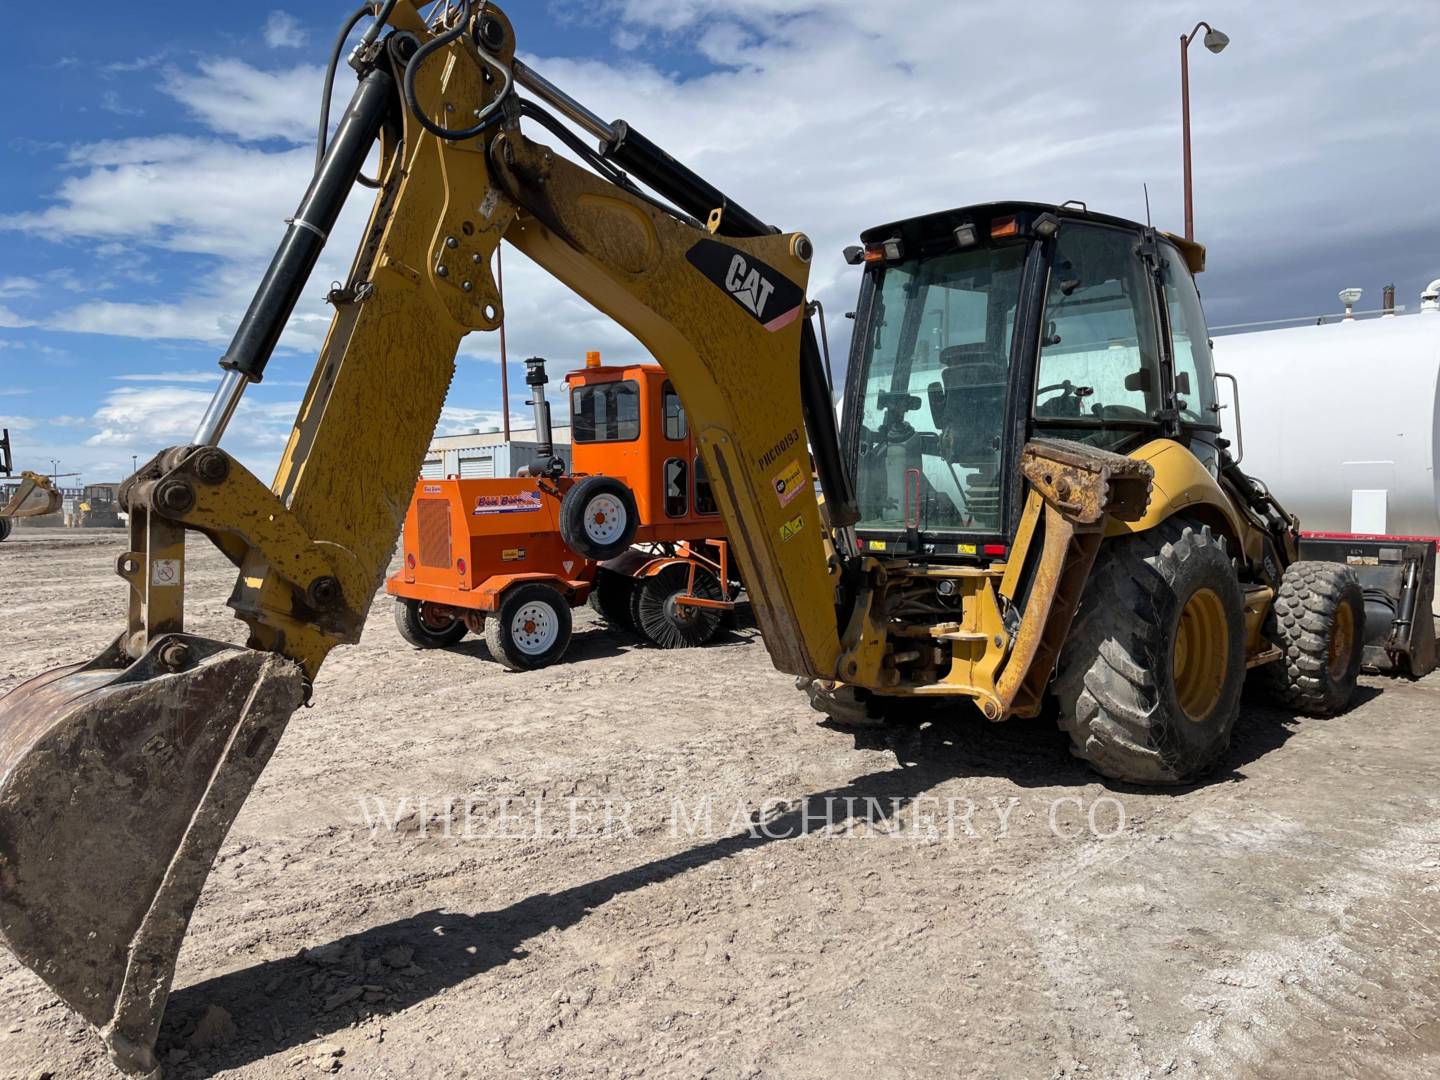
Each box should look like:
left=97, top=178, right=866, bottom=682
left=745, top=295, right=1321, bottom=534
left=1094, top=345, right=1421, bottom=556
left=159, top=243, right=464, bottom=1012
left=1107, top=439, right=1248, bottom=555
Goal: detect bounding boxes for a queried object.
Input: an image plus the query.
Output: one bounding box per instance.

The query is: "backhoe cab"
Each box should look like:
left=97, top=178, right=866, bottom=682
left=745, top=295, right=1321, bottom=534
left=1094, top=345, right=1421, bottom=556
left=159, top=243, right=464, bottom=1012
left=0, top=3, right=1361, bottom=1073
left=817, top=201, right=1363, bottom=783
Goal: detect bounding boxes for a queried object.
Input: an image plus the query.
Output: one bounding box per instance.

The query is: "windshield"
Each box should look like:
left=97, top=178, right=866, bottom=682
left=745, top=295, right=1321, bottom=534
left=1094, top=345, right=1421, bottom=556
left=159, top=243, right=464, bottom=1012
left=852, top=244, right=1026, bottom=535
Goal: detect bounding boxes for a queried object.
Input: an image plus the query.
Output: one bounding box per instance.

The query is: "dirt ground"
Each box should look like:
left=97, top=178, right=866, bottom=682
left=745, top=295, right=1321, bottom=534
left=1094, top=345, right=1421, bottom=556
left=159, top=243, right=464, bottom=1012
left=2, top=528, right=1440, bottom=1080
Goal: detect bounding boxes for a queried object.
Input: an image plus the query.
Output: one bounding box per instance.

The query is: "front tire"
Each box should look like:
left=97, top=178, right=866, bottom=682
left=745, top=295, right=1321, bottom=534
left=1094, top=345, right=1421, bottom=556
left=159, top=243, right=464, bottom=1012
left=484, top=583, right=573, bottom=671
left=1054, top=518, right=1245, bottom=786
left=0, top=517, right=10, bottom=542
left=394, top=599, right=468, bottom=649
left=1257, top=561, right=1364, bottom=715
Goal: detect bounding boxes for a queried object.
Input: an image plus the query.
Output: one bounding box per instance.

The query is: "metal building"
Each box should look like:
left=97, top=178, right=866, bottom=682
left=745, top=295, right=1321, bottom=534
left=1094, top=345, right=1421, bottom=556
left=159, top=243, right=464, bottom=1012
left=420, top=426, right=573, bottom=480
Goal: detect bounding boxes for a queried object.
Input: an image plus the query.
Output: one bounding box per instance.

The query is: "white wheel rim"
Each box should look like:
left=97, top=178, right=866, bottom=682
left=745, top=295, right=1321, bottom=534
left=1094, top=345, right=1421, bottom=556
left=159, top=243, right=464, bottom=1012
left=583, top=493, right=626, bottom=545
left=511, top=601, right=560, bottom=655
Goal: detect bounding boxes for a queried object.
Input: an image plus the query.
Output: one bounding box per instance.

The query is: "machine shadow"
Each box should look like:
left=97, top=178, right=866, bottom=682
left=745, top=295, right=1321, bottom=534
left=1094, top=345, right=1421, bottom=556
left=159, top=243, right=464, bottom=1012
left=163, top=721, right=1079, bottom=1073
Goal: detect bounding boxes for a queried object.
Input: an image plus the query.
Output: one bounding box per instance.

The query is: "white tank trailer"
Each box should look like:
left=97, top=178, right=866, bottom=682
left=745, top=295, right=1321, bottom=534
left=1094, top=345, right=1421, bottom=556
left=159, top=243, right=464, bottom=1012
left=1212, top=281, right=1440, bottom=675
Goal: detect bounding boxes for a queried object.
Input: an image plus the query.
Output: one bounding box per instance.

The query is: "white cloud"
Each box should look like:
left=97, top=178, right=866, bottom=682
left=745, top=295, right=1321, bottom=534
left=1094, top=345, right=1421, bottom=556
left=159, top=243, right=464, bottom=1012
left=0, top=277, right=39, bottom=299
left=99, top=89, right=145, bottom=117
left=163, top=59, right=323, bottom=142
left=0, top=306, right=35, bottom=329
left=264, top=11, right=309, bottom=50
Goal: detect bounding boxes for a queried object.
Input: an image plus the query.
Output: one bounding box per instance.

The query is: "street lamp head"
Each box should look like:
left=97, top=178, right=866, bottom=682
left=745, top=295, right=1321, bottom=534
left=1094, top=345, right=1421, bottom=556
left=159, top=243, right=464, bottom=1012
left=1203, top=27, right=1229, bottom=53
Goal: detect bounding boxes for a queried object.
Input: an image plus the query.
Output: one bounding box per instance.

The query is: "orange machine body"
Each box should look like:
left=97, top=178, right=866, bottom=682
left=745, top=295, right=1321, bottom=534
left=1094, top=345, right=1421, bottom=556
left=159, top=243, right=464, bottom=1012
left=386, top=360, right=726, bottom=616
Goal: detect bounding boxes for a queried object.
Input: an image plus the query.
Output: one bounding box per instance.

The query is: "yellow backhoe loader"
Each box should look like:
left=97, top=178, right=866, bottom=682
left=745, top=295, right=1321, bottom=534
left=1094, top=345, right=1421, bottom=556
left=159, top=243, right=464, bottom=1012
left=0, top=3, right=1363, bottom=1072
left=0, top=429, right=64, bottom=541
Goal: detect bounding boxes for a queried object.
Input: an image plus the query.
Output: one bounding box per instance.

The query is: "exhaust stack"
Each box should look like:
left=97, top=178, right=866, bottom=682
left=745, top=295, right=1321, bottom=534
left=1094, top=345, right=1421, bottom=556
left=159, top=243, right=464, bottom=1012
left=522, top=357, right=564, bottom=478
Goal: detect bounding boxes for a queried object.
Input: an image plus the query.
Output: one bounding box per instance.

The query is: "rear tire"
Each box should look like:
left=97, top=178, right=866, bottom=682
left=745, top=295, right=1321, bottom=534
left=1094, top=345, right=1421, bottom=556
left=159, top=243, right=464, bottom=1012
left=484, top=583, right=573, bottom=671
left=394, top=599, right=467, bottom=649
left=559, top=475, right=638, bottom=561
left=588, top=567, right=638, bottom=632
left=0, top=517, right=10, bottom=542
left=630, top=563, right=724, bottom=648
left=1054, top=517, right=1245, bottom=786
left=1257, top=561, right=1364, bottom=715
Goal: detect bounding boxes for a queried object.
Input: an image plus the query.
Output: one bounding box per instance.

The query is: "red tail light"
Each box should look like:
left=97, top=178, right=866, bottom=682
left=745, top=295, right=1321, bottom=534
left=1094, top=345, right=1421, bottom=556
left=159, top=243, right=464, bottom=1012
left=456, top=557, right=467, bottom=576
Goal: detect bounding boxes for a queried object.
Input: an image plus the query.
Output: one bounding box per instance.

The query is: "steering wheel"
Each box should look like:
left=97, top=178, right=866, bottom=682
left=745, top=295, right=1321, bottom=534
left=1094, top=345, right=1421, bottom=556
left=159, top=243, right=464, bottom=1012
left=1035, top=380, right=1091, bottom=418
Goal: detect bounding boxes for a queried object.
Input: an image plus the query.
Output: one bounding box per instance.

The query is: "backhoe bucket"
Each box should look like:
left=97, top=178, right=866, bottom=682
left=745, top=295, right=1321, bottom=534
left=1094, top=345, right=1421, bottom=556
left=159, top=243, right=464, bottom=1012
left=0, top=634, right=305, bottom=1075
left=1, top=472, right=63, bottom=519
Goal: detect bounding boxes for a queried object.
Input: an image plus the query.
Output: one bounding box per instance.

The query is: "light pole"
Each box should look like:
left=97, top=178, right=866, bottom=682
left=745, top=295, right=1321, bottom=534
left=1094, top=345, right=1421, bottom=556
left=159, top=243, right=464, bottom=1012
left=1180, top=20, right=1229, bottom=241
left=131, top=454, right=138, bottom=476
left=49, top=459, right=60, bottom=483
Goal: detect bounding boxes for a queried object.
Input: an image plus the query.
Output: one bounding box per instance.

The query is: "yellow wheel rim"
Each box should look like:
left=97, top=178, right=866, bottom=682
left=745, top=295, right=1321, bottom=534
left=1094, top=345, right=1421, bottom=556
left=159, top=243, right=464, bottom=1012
left=1173, top=587, right=1229, bottom=722
left=1327, top=601, right=1355, bottom=681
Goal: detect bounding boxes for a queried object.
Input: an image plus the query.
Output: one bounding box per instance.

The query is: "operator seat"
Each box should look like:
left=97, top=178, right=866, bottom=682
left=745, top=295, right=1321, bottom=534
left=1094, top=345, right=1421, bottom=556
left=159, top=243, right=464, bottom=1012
left=929, top=343, right=1007, bottom=467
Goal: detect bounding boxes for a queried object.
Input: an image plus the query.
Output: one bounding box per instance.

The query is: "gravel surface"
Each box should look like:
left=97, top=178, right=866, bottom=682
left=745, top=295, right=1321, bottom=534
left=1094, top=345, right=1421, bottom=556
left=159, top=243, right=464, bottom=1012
left=2, top=528, right=1439, bottom=1079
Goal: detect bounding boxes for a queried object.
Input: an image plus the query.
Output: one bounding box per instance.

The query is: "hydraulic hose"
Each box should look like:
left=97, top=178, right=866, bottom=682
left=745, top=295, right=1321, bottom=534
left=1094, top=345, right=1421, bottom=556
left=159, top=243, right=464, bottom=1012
left=403, top=0, right=513, bottom=141
left=316, top=4, right=374, bottom=177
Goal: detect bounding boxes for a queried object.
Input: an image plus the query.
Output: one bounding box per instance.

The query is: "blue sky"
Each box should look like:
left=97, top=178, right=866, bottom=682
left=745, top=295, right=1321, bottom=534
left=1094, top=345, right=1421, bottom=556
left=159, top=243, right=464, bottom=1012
left=1, top=1, right=1436, bottom=484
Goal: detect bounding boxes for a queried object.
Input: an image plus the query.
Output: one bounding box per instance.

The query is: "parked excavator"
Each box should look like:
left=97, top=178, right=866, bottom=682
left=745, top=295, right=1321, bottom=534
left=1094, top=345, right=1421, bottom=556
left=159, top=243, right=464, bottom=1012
left=0, top=2, right=1363, bottom=1072
left=0, top=429, right=64, bottom=540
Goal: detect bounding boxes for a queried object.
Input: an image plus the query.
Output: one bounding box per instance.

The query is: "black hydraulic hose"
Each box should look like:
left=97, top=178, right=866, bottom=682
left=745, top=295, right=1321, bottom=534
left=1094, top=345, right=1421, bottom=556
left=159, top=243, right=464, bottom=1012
left=403, top=0, right=510, bottom=142
left=515, top=100, right=703, bottom=229
left=316, top=4, right=373, bottom=176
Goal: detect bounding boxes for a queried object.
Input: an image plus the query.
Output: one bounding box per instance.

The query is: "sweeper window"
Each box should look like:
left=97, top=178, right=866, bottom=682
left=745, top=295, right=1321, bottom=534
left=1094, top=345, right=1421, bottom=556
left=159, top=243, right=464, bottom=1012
left=572, top=379, right=641, bottom=443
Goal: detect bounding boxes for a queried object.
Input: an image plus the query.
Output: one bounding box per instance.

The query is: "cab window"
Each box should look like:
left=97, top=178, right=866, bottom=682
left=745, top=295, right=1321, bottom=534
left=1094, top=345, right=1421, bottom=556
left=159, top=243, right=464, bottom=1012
left=1159, top=243, right=1219, bottom=426
left=1033, top=222, right=1162, bottom=447
left=571, top=380, right=640, bottom=443
left=662, top=381, right=687, bottom=440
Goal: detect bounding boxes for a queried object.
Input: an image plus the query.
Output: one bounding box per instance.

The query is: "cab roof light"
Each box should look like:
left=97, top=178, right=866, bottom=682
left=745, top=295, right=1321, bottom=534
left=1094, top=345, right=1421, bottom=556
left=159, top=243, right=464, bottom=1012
left=585, top=350, right=602, bottom=368
left=1032, top=212, right=1060, bottom=239
left=953, top=222, right=979, bottom=248
left=882, top=237, right=904, bottom=261
left=989, top=215, right=1020, bottom=239
left=862, top=245, right=886, bottom=264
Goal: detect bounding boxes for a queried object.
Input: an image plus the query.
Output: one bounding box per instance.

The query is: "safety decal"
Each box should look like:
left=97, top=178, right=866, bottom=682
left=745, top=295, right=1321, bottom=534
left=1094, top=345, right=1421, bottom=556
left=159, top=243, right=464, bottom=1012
left=151, top=559, right=181, bottom=586
left=502, top=548, right=527, bottom=562
left=771, top=458, right=807, bottom=508
left=866, top=540, right=886, bottom=552
left=423, top=484, right=442, bottom=494
left=779, top=515, right=805, bottom=543
left=685, top=239, right=805, bottom=333
left=474, top=491, right=542, bottom=515
left=957, top=543, right=978, bottom=556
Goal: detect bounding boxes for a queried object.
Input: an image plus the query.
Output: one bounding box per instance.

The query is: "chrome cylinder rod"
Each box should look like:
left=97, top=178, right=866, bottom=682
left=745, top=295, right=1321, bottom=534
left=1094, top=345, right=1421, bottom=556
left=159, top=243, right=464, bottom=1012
left=193, top=369, right=250, bottom=447
left=512, top=59, right=616, bottom=143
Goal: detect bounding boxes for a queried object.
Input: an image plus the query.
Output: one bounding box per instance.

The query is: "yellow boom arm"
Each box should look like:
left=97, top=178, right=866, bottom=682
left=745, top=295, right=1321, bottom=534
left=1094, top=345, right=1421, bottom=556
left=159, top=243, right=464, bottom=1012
left=0, top=4, right=849, bottom=1071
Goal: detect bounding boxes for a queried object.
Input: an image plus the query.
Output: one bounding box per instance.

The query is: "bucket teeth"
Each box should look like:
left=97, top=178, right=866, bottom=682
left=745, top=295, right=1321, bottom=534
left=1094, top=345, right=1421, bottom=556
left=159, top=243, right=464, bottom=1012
left=0, top=635, right=306, bottom=1075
